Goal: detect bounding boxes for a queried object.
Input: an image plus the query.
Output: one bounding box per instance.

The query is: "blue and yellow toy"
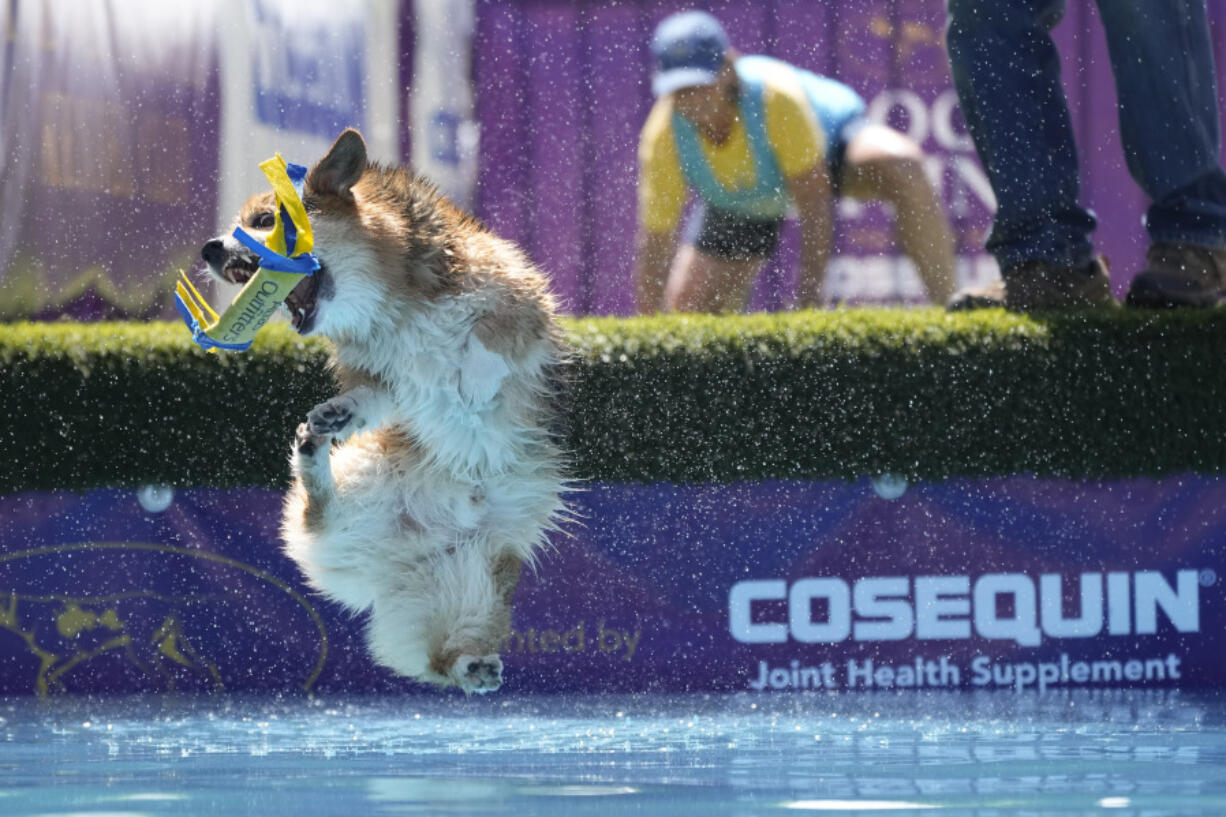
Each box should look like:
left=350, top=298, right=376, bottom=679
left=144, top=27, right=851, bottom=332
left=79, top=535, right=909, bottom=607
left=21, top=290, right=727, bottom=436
left=175, top=155, right=320, bottom=352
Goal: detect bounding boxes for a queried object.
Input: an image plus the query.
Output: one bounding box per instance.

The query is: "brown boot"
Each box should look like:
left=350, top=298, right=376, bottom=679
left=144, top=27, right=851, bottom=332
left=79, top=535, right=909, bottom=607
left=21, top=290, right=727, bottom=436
left=946, top=256, right=1116, bottom=312
left=945, top=279, right=1005, bottom=311
left=1125, top=242, right=1226, bottom=308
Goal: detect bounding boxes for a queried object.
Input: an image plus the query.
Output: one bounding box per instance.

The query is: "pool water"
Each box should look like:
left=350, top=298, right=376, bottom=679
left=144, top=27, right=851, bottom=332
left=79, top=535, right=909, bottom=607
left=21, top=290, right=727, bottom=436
left=2, top=690, right=1225, bottom=816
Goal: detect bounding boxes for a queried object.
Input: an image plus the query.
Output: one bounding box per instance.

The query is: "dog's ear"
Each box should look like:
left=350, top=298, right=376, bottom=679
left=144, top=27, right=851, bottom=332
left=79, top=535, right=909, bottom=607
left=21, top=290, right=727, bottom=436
left=308, top=129, right=367, bottom=199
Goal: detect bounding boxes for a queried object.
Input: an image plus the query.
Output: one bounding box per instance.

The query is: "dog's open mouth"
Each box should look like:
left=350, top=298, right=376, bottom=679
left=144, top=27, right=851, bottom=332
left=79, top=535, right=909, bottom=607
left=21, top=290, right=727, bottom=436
left=285, top=265, right=324, bottom=332
left=222, top=254, right=260, bottom=286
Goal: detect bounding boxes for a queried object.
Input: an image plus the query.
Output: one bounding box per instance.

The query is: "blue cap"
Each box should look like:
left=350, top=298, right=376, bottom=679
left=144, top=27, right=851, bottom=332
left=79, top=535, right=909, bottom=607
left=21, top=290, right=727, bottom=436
left=650, top=11, right=730, bottom=97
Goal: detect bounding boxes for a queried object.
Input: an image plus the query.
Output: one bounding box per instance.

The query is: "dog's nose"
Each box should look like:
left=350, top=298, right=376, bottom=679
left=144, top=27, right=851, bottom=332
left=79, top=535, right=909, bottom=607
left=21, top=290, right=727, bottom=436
left=201, top=239, right=226, bottom=267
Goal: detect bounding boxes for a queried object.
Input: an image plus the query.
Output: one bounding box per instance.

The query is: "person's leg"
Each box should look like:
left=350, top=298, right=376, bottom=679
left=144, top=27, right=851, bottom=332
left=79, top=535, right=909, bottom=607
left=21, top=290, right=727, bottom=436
left=839, top=123, right=955, bottom=304
left=945, top=0, right=1095, bottom=271
left=663, top=245, right=764, bottom=312
left=664, top=205, right=775, bottom=312
left=1097, top=0, right=1226, bottom=245
left=1097, top=0, right=1226, bottom=306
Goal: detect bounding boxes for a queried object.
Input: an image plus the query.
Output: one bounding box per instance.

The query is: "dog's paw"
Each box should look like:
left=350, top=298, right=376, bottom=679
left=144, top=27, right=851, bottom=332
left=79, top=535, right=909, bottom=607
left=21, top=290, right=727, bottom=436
left=293, top=422, right=329, bottom=458
left=453, top=654, right=503, bottom=694
left=307, top=397, right=355, bottom=437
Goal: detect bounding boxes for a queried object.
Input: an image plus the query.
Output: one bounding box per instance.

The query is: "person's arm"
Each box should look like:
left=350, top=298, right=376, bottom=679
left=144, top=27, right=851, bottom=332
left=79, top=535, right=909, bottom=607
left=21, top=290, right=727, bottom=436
left=788, top=161, right=835, bottom=309
left=635, top=101, right=686, bottom=314
left=634, top=228, right=675, bottom=313
left=761, top=74, right=831, bottom=308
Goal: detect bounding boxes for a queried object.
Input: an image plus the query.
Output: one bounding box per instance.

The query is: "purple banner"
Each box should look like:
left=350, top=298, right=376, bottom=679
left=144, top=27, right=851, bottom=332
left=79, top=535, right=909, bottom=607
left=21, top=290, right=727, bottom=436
left=1, top=477, right=1222, bottom=696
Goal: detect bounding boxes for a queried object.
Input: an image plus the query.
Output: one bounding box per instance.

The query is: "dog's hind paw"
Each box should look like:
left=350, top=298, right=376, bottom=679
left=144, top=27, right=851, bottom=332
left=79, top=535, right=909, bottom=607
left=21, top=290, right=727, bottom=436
left=453, top=654, right=503, bottom=694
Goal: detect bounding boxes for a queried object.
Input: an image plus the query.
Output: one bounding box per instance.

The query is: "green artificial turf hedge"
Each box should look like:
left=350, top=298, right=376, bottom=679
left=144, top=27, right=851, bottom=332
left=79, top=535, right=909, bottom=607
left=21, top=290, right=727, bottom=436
left=2, top=308, right=1225, bottom=491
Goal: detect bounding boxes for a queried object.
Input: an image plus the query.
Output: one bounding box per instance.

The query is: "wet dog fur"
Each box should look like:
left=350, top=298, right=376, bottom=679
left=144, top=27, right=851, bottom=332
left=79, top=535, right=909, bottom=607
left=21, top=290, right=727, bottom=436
left=201, top=129, right=567, bottom=693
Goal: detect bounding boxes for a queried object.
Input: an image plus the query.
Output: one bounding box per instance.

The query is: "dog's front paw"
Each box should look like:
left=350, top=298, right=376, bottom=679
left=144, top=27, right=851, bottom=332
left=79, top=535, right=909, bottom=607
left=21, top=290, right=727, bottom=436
left=307, top=396, right=355, bottom=437
left=453, top=654, right=503, bottom=694
left=293, top=422, right=329, bottom=458
left=306, top=387, right=386, bottom=441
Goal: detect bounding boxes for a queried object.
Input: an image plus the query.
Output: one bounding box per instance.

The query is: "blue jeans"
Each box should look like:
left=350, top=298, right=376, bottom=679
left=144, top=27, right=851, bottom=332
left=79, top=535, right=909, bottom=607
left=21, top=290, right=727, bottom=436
left=946, top=0, right=1226, bottom=271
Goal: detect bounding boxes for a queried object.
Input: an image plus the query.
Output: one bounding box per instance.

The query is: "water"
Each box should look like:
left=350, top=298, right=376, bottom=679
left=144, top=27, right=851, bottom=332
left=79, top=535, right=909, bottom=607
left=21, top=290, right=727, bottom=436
left=2, top=690, right=1225, bottom=816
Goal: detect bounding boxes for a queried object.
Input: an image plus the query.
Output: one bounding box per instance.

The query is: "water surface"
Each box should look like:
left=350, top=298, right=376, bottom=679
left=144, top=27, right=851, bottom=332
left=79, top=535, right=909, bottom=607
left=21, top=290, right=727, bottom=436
left=2, top=690, right=1224, bottom=815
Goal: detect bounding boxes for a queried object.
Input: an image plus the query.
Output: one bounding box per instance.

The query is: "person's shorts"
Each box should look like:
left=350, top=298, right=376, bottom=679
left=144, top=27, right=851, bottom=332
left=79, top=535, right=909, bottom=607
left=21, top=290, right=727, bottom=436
left=684, top=114, right=867, bottom=262
left=683, top=206, right=783, bottom=261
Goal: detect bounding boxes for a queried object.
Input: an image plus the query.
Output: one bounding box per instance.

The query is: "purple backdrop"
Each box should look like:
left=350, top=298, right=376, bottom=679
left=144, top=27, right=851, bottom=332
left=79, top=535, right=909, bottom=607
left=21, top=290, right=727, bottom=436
left=0, top=3, right=220, bottom=321
left=4, top=1, right=1225, bottom=318
left=1, top=477, right=1222, bottom=696
left=471, top=0, right=1226, bottom=313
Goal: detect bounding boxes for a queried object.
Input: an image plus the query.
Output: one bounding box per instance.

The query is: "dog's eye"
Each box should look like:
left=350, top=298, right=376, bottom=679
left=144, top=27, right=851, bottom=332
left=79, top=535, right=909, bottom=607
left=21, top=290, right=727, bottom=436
left=250, top=212, right=276, bottom=230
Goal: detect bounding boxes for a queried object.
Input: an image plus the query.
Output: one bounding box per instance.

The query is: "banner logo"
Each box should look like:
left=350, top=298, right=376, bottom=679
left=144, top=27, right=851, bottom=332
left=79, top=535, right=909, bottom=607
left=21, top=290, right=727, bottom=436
left=729, top=571, right=1202, bottom=646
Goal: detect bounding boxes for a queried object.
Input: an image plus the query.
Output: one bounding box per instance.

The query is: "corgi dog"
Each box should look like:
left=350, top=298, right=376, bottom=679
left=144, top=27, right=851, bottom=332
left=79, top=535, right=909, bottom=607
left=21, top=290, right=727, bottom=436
left=200, top=129, right=568, bottom=693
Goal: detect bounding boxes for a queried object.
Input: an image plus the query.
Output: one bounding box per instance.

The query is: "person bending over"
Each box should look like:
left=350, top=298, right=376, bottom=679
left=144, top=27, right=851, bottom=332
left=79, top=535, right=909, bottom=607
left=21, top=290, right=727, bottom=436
left=634, top=10, right=955, bottom=314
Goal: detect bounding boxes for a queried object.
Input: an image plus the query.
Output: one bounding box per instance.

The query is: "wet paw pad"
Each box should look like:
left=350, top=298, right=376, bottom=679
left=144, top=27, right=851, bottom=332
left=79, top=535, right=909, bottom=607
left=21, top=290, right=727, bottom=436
left=307, top=399, right=353, bottom=436
left=456, top=654, right=503, bottom=694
